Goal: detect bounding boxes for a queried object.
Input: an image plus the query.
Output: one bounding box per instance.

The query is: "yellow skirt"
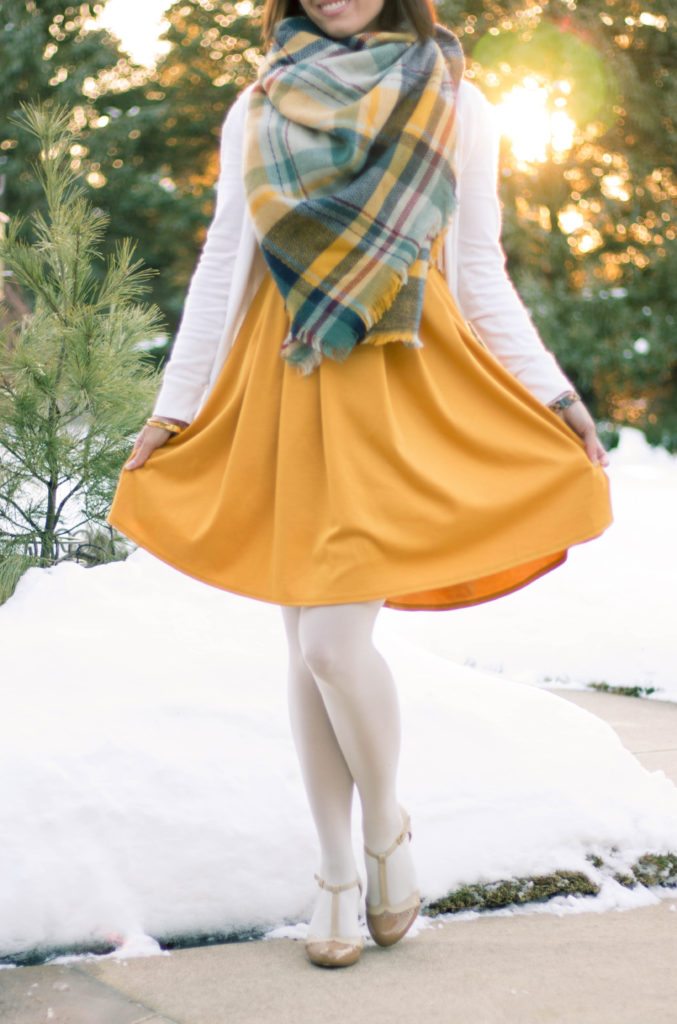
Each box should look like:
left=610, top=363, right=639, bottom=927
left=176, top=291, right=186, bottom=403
left=106, top=264, right=613, bottom=611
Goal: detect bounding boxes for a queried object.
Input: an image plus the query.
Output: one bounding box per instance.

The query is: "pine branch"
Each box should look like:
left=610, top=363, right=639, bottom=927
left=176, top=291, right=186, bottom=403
left=0, top=496, right=42, bottom=533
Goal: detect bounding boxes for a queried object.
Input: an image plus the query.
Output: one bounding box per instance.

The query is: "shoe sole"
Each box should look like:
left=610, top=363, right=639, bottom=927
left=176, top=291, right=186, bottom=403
left=305, top=939, right=363, bottom=967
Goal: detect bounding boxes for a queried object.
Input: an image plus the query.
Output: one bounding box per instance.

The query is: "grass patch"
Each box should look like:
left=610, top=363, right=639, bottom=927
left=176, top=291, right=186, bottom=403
left=423, top=870, right=598, bottom=915
left=630, top=852, right=677, bottom=887
left=422, top=850, right=677, bottom=916
left=587, top=681, right=660, bottom=698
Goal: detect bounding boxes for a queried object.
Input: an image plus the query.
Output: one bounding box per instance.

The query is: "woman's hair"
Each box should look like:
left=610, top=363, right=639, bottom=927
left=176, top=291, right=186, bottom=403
left=260, top=0, right=438, bottom=50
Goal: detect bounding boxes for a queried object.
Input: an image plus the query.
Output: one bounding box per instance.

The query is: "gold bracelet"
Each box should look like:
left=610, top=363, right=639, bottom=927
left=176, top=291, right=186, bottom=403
left=547, top=390, right=581, bottom=414
left=146, top=417, right=184, bottom=434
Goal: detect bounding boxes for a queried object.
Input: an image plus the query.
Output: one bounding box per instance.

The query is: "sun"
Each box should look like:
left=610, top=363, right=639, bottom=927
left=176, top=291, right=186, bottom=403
left=494, top=76, right=576, bottom=164
left=95, top=0, right=173, bottom=66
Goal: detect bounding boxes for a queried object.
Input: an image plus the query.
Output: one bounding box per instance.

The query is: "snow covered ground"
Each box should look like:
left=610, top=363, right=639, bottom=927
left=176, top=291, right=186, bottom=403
left=0, top=425, right=675, bottom=962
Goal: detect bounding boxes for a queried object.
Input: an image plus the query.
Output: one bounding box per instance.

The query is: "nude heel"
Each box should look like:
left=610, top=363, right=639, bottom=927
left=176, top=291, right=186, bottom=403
left=363, top=804, right=422, bottom=947
left=305, top=873, right=364, bottom=968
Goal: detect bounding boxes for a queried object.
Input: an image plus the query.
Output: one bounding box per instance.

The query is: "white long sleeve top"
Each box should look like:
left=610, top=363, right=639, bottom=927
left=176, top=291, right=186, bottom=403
left=152, top=78, right=575, bottom=424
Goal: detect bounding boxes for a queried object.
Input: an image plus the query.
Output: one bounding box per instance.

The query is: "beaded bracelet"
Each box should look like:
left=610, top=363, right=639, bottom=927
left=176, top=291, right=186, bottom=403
left=547, top=390, right=582, bottom=414
left=146, top=417, right=184, bottom=434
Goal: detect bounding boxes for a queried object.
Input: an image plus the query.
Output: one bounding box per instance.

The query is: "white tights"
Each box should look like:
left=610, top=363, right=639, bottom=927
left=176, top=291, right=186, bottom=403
left=280, top=600, right=418, bottom=939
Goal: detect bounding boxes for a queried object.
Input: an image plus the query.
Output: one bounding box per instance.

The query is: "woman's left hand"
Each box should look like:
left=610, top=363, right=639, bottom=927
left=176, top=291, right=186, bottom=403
left=556, top=400, right=610, bottom=467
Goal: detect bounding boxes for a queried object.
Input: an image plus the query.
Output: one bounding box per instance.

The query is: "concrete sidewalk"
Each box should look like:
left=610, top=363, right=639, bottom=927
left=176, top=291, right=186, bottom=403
left=2, top=688, right=676, bottom=1024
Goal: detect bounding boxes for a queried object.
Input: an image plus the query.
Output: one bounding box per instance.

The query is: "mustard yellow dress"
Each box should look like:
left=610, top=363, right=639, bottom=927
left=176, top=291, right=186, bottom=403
left=106, top=264, right=613, bottom=610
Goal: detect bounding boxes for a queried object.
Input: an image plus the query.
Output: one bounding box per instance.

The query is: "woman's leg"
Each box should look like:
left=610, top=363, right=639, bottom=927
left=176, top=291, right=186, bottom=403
left=281, top=604, right=358, bottom=877
left=280, top=605, right=362, bottom=939
left=295, top=600, right=418, bottom=911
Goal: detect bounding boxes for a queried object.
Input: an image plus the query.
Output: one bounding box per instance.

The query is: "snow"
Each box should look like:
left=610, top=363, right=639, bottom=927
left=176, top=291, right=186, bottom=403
left=0, top=425, right=675, bottom=962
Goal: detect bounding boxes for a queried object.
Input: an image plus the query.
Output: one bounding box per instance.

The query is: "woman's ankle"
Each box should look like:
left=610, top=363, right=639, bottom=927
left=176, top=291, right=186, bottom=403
left=318, top=856, right=360, bottom=884
left=364, top=834, right=418, bottom=909
left=362, top=802, right=404, bottom=850
left=308, top=873, right=363, bottom=941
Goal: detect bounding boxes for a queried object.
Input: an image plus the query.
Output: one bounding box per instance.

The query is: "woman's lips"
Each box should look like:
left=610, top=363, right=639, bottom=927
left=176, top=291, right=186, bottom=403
left=315, top=0, right=351, bottom=17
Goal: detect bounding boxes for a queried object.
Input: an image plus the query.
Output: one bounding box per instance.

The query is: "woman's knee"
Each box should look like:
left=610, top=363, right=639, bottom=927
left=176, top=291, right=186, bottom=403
left=299, top=634, right=347, bottom=682
left=297, top=602, right=382, bottom=683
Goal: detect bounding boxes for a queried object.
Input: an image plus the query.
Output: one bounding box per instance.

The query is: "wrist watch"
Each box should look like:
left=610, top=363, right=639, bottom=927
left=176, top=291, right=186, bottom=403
left=548, top=390, right=581, bottom=414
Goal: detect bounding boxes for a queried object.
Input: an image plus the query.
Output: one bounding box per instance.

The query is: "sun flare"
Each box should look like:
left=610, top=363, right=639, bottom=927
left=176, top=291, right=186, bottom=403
left=494, top=76, right=576, bottom=164
left=96, top=0, right=173, bottom=66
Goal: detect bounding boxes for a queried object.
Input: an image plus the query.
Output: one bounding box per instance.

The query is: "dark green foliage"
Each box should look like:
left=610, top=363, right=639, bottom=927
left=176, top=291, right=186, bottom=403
left=0, top=1, right=262, bottom=335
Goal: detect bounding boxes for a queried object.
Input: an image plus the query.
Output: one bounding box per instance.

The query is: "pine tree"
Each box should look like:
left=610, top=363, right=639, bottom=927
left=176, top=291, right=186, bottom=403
left=0, top=1, right=264, bottom=337
left=0, top=102, right=164, bottom=604
left=0, top=0, right=183, bottom=336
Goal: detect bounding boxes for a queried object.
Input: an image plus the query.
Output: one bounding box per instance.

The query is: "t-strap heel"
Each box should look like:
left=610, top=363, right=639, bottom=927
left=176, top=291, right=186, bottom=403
left=363, top=804, right=422, bottom=947
left=305, top=873, right=364, bottom=968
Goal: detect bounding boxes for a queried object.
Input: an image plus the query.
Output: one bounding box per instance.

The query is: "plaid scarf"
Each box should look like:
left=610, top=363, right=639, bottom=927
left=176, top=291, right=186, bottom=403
left=243, top=14, right=465, bottom=374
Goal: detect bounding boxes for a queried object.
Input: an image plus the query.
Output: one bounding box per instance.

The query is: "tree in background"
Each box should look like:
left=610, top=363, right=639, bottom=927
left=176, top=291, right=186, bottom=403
left=0, top=0, right=195, bottom=338
left=1, top=1, right=127, bottom=213
left=123, top=0, right=262, bottom=327
left=440, top=0, right=676, bottom=448
left=0, top=103, right=162, bottom=604
left=0, top=1, right=262, bottom=335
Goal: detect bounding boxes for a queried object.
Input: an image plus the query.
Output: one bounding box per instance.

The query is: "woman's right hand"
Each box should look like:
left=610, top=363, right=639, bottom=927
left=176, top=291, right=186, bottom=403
left=124, top=418, right=189, bottom=470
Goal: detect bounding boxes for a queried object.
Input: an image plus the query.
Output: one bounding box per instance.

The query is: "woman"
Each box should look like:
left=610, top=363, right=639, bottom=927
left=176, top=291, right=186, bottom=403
left=107, top=0, right=613, bottom=969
